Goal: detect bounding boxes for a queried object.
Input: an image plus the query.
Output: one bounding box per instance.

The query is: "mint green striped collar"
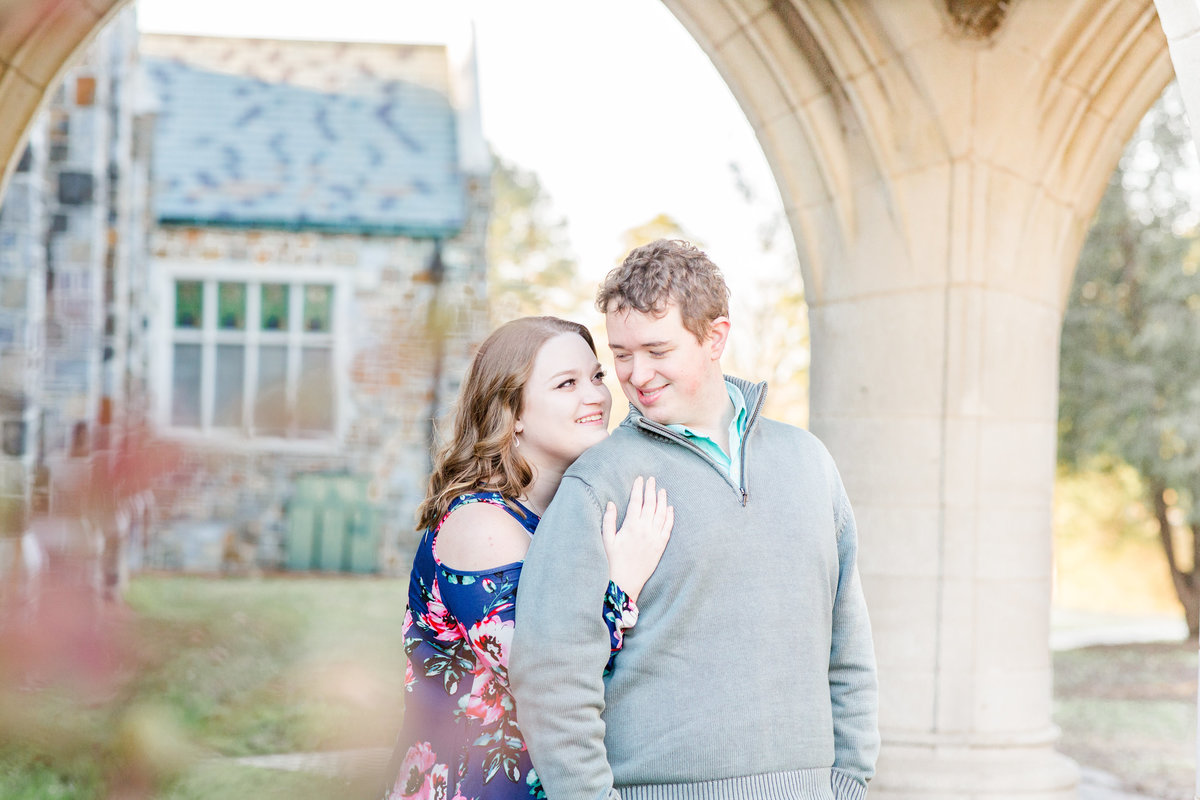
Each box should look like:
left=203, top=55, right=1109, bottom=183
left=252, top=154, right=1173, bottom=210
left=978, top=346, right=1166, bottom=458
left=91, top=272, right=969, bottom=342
left=665, top=381, right=748, bottom=476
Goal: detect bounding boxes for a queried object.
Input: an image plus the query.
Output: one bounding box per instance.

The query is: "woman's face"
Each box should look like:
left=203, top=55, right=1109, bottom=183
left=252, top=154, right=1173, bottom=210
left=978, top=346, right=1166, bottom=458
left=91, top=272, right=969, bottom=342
left=516, top=332, right=612, bottom=475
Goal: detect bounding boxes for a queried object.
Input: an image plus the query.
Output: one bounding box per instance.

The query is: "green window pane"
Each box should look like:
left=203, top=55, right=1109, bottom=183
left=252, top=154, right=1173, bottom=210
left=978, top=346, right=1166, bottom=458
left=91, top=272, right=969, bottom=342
left=303, top=285, right=332, bottom=332
left=261, top=283, right=289, bottom=331
left=175, top=281, right=202, bottom=329
left=218, top=283, right=246, bottom=330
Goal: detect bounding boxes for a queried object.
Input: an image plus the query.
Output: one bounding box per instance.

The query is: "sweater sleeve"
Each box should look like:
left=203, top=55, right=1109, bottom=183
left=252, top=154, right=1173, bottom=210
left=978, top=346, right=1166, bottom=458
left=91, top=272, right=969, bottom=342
left=828, top=465, right=881, bottom=798
left=510, top=476, right=620, bottom=800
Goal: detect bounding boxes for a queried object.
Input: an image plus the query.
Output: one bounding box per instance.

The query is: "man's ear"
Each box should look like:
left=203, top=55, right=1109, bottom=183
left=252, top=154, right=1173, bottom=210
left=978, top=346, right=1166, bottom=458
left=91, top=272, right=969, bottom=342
left=707, top=316, right=731, bottom=360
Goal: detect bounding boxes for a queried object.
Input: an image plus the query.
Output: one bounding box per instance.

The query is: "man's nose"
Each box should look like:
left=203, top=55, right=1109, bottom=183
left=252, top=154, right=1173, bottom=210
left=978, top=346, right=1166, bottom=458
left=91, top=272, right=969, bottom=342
left=629, top=355, right=654, bottom=386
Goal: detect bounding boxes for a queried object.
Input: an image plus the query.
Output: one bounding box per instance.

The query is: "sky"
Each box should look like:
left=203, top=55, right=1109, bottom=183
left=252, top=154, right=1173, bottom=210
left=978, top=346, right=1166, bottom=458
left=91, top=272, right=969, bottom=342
left=134, top=0, right=801, bottom=298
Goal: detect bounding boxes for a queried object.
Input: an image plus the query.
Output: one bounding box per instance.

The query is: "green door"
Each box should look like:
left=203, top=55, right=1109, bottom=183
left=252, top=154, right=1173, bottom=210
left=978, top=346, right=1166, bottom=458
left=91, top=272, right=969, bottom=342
left=285, top=473, right=380, bottom=573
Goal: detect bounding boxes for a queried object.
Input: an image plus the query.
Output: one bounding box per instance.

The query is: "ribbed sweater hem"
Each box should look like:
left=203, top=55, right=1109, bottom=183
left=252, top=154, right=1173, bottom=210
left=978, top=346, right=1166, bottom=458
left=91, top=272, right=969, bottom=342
left=617, top=767, right=866, bottom=800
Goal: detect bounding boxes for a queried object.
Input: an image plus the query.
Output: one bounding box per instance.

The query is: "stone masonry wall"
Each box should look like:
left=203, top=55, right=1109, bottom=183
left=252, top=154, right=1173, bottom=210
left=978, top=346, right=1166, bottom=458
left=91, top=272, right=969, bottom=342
left=147, top=188, right=488, bottom=573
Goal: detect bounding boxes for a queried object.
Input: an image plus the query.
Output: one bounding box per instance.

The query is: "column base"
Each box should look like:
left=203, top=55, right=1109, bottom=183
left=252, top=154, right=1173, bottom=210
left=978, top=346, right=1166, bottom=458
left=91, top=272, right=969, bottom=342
left=871, top=738, right=1079, bottom=800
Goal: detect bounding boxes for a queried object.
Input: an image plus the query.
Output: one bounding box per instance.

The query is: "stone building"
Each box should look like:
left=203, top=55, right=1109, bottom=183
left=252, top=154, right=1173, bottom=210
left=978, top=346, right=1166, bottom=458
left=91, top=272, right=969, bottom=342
left=137, top=33, right=490, bottom=573
left=0, top=19, right=491, bottom=578
left=0, top=8, right=147, bottom=563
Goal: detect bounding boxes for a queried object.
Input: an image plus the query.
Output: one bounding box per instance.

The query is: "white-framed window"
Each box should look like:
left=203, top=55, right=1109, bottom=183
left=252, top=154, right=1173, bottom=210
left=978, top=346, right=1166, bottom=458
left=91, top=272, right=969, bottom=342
left=154, top=262, right=349, bottom=448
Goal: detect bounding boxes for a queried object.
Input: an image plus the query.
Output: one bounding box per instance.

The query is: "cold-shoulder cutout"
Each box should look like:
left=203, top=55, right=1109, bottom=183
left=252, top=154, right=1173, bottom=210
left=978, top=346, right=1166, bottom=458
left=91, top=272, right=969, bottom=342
left=434, top=498, right=534, bottom=572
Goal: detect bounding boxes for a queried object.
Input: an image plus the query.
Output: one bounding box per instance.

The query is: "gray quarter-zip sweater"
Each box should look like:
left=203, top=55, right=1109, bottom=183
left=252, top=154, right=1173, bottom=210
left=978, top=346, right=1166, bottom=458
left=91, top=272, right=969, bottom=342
left=510, top=377, right=879, bottom=800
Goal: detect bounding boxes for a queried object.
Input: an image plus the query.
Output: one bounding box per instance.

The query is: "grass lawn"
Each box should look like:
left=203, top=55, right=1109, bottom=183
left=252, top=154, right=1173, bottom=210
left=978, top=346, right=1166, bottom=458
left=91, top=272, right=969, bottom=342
left=2, top=574, right=1195, bottom=798
left=0, top=574, right=409, bottom=799
left=1054, top=641, right=1197, bottom=799
left=122, top=576, right=409, bottom=755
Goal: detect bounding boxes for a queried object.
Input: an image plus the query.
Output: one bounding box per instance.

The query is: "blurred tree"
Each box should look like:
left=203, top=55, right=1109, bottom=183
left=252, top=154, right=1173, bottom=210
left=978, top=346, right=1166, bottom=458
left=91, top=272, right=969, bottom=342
left=487, top=155, right=590, bottom=324
left=1059, top=82, right=1200, bottom=636
left=620, top=213, right=699, bottom=254
left=722, top=161, right=809, bottom=426
left=732, top=267, right=808, bottom=427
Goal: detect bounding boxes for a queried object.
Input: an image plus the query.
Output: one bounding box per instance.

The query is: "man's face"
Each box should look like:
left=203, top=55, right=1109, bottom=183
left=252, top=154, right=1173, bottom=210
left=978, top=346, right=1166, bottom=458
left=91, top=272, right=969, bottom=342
left=605, top=303, right=721, bottom=428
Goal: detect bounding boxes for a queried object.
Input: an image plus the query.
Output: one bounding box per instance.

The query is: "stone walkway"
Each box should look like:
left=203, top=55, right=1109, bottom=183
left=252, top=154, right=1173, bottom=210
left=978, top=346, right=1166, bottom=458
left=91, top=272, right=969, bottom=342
left=1051, top=609, right=1189, bottom=651
left=1077, top=767, right=1172, bottom=800
left=226, top=748, right=1168, bottom=799
left=229, top=746, right=391, bottom=778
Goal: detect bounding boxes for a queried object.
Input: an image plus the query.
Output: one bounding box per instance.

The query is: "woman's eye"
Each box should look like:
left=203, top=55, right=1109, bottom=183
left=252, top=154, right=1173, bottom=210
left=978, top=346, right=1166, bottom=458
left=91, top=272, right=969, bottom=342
left=593, top=370, right=606, bottom=381
left=556, top=379, right=576, bottom=389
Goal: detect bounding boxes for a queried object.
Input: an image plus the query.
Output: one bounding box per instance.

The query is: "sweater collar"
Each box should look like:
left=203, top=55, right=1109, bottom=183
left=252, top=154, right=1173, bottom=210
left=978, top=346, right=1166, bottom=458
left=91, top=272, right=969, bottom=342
left=620, top=375, right=768, bottom=433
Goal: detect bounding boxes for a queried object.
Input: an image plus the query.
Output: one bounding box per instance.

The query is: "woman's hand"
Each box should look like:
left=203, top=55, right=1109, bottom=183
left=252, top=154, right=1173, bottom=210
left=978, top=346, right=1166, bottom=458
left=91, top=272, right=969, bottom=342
left=602, top=476, right=673, bottom=604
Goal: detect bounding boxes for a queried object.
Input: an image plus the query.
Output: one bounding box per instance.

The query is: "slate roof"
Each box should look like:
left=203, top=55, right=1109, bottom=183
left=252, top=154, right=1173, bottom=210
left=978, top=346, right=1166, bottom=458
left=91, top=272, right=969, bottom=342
left=140, top=35, right=467, bottom=237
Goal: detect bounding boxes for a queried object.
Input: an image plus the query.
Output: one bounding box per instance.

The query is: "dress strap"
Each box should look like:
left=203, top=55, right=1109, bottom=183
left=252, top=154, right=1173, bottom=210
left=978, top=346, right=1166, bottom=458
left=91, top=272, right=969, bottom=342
left=444, top=491, right=539, bottom=535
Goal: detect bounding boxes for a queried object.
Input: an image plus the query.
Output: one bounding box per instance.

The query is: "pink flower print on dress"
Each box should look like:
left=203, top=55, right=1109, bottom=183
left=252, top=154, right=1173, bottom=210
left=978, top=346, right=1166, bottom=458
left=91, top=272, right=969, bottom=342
left=404, top=657, right=416, bottom=692
left=466, top=613, right=513, bottom=676
left=426, top=762, right=449, bottom=800
left=391, top=741, right=439, bottom=799
left=423, top=579, right=466, bottom=643
left=459, top=668, right=510, bottom=726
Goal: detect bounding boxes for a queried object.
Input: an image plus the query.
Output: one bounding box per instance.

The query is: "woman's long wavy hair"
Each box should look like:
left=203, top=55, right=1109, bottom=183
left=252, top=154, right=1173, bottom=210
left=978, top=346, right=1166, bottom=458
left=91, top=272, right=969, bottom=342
left=416, top=316, right=597, bottom=532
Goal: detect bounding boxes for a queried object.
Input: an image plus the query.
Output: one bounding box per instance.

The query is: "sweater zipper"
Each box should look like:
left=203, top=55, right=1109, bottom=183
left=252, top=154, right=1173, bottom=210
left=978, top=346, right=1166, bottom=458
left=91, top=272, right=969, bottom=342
left=737, top=383, right=767, bottom=505
left=628, top=380, right=768, bottom=507
left=633, top=417, right=753, bottom=507
left=634, top=418, right=744, bottom=501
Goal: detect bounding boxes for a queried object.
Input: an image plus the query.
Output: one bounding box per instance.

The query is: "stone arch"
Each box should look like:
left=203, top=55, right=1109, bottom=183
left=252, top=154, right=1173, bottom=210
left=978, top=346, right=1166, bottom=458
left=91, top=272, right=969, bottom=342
left=666, top=0, right=1174, bottom=308
left=2, top=1, right=1197, bottom=797
left=0, top=0, right=132, bottom=195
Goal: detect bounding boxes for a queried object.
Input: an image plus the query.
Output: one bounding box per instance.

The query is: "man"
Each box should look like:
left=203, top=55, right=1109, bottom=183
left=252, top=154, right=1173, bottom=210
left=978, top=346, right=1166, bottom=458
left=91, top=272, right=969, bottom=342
left=510, top=239, right=879, bottom=800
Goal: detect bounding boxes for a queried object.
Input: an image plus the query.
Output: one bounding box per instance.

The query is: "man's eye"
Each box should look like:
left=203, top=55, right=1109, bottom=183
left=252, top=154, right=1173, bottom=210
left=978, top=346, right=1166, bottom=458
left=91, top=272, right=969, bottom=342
left=614, top=354, right=631, bottom=362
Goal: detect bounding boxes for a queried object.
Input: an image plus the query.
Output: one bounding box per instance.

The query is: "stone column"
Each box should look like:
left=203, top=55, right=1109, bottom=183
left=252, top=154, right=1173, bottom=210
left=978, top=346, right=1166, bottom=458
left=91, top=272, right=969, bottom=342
left=806, top=164, right=1078, bottom=798
left=667, top=1, right=1175, bottom=796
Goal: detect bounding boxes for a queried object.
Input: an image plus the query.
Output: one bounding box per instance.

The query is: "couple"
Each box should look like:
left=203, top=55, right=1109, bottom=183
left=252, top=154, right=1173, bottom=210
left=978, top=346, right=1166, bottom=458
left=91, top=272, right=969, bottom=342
left=384, top=240, right=879, bottom=800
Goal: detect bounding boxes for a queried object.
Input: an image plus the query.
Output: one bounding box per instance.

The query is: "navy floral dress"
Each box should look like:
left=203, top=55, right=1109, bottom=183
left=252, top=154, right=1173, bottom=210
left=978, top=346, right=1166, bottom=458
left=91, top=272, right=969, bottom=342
left=383, top=492, right=637, bottom=800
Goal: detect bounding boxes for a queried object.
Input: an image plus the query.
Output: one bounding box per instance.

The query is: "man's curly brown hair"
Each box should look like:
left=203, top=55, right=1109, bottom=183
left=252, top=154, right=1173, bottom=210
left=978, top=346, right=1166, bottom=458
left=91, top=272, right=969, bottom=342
left=596, top=239, right=730, bottom=342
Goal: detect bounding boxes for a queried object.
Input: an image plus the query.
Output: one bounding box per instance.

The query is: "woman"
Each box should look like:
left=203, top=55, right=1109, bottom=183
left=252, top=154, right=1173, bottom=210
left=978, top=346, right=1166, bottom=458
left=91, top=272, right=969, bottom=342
left=383, top=316, right=672, bottom=800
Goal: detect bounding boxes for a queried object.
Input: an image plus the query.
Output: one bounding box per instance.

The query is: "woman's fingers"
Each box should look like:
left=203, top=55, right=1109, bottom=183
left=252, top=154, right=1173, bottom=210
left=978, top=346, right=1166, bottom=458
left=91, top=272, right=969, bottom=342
left=626, top=475, right=645, bottom=516
left=619, top=479, right=676, bottom=534
left=602, top=501, right=618, bottom=543
left=652, top=488, right=668, bottom=529
left=614, top=476, right=672, bottom=536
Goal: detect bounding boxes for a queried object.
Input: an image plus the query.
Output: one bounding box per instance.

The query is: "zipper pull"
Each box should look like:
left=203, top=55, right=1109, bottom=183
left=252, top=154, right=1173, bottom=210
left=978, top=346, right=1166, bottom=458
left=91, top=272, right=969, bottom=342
left=740, top=488, right=748, bottom=507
